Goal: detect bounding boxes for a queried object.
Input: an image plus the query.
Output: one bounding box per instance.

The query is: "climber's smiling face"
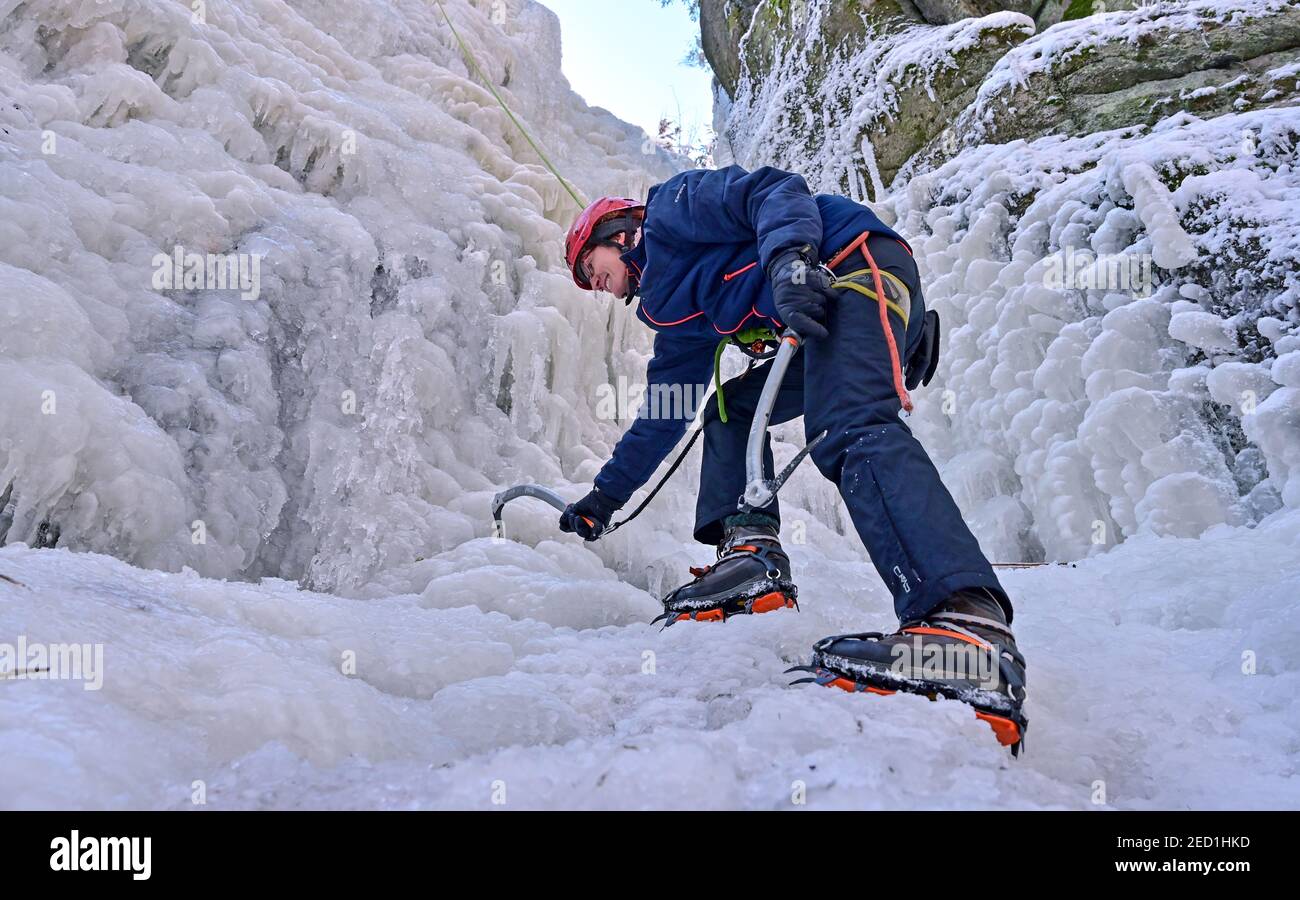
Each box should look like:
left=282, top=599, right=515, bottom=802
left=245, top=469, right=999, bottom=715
left=582, top=243, right=631, bottom=299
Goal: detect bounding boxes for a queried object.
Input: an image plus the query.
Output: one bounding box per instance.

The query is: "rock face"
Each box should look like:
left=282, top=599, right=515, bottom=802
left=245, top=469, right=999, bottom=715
left=914, top=1, right=1060, bottom=29
left=700, top=0, right=764, bottom=100
left=957, top=2, right=1300, bottom=151
left=714, top=1, right=1040, bottom=195
left=704, top=2, right=1083, bottom=102
left=704, top=0, right=1300, bottom=190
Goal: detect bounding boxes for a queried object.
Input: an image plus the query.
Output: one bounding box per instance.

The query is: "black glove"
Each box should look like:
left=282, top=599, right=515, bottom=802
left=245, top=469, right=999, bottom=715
left=558, top=487, right=623, bottom=541
left=767, top=245, right=836, bottom=340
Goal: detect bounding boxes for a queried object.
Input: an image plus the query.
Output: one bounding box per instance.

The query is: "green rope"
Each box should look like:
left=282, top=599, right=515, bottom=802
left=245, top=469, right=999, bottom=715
left=433, top=0, right=587, bottom=209
left=713, top=326, right=779, bottom=426
left=713, top=339, right=729, bottom=423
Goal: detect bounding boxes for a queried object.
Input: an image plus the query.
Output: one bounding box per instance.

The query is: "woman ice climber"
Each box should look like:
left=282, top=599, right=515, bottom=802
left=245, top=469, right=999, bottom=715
left=558, top=166, right=1027, bottom=752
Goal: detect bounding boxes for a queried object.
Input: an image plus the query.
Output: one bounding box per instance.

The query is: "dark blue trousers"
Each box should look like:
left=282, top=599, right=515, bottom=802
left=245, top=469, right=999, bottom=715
left=693, top=235, right=1012, bottom=624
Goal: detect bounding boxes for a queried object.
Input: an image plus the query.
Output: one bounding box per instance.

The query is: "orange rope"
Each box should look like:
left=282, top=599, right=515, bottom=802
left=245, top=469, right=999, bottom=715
left=828, top=232, right=913, bottom=413
left=825, top=232, right=864, bottom=271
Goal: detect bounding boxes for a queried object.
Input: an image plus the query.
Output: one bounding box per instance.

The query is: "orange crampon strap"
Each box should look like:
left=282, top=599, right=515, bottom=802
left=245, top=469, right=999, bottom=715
left=827, top=232, right=914, bottom=413
left=901, top=625, right=993, bottom=650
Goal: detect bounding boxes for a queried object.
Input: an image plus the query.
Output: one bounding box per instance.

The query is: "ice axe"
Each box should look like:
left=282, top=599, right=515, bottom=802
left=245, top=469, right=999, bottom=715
left=739, top=329, right=826, bottom=512
left=489, top=423, right=702, bottom=540
left=492, top=328, right=821, bottom=539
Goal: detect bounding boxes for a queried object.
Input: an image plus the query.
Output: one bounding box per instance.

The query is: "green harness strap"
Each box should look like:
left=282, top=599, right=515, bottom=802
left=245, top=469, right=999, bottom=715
left=714, top=326, right=778, bottom=423
left=712, top=339, right=729, bottom=421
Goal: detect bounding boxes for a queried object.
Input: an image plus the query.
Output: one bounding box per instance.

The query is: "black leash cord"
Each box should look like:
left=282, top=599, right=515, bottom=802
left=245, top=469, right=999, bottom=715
left=599, top=425, right=703, bottom=538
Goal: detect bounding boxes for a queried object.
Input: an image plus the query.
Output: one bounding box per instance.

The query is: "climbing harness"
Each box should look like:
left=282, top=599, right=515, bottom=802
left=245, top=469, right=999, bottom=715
left=825, top=232, right=916, bottom=413
left=712, top=326, right=781, bottom=424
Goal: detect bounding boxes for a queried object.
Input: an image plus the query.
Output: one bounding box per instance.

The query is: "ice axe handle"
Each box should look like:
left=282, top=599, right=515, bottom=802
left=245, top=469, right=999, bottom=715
left=740, top=329, right=802, bottom=511
left=491, top=483, right=570, bottom=536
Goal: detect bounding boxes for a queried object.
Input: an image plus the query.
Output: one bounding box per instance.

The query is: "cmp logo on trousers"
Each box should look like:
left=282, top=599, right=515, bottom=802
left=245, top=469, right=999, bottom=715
left=50, top=831, right=151, bottom=881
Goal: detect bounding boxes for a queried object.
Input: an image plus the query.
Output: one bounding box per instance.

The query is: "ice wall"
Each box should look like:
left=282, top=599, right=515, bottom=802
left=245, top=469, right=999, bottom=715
left=0, top=0, right=680, bottom=589
left=889, top=110, right=1300, bottom=561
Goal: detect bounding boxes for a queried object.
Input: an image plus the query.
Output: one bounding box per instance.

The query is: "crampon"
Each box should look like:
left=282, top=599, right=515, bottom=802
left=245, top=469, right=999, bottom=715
left=786, top=598, right=1028, bottom=756
left=652, top=525, right=799, bottom=628
left=653, top=579, right=799, bottom=627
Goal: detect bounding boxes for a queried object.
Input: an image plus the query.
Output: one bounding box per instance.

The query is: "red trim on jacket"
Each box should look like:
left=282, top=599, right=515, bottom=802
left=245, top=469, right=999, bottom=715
left=639, top=306, right=706, bottom=327
left=713, top=306, right=782, bottom=336
left=722, top=262, right=758, bottom=282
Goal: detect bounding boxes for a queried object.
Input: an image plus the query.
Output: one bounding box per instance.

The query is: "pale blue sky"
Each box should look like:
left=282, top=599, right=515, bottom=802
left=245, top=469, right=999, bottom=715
left=541, top=0, right=714, bottom=144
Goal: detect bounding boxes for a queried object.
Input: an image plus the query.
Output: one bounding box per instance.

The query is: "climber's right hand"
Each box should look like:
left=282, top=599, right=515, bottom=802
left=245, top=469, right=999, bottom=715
left=768, top=244, right=835, bottom=340
left=559, top=487, right=622, bottom=541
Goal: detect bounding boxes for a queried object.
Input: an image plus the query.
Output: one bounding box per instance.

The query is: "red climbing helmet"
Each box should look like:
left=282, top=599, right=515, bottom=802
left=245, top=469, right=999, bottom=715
left=565, top=197, right=644, bottom=290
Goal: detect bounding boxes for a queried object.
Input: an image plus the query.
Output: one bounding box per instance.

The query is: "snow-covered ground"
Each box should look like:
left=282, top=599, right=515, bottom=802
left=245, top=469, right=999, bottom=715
left=1, top=0, right=1298, bottom=809
left=3, top=506, right=1298, bottom=810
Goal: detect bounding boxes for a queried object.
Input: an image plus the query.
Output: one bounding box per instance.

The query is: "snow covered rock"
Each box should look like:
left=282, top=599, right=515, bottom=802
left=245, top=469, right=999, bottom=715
left=711, top=1, right=1300, bottom=194
left=718, top=1, right=1035, bottom=194
left=1243, top=351, right=1300, bottom=509
left=958, top=0, right=1300, bottom=150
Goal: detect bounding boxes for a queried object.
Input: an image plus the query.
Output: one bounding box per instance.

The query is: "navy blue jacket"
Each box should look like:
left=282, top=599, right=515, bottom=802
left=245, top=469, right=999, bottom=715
left=593, top=165, right=910, bottom=504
